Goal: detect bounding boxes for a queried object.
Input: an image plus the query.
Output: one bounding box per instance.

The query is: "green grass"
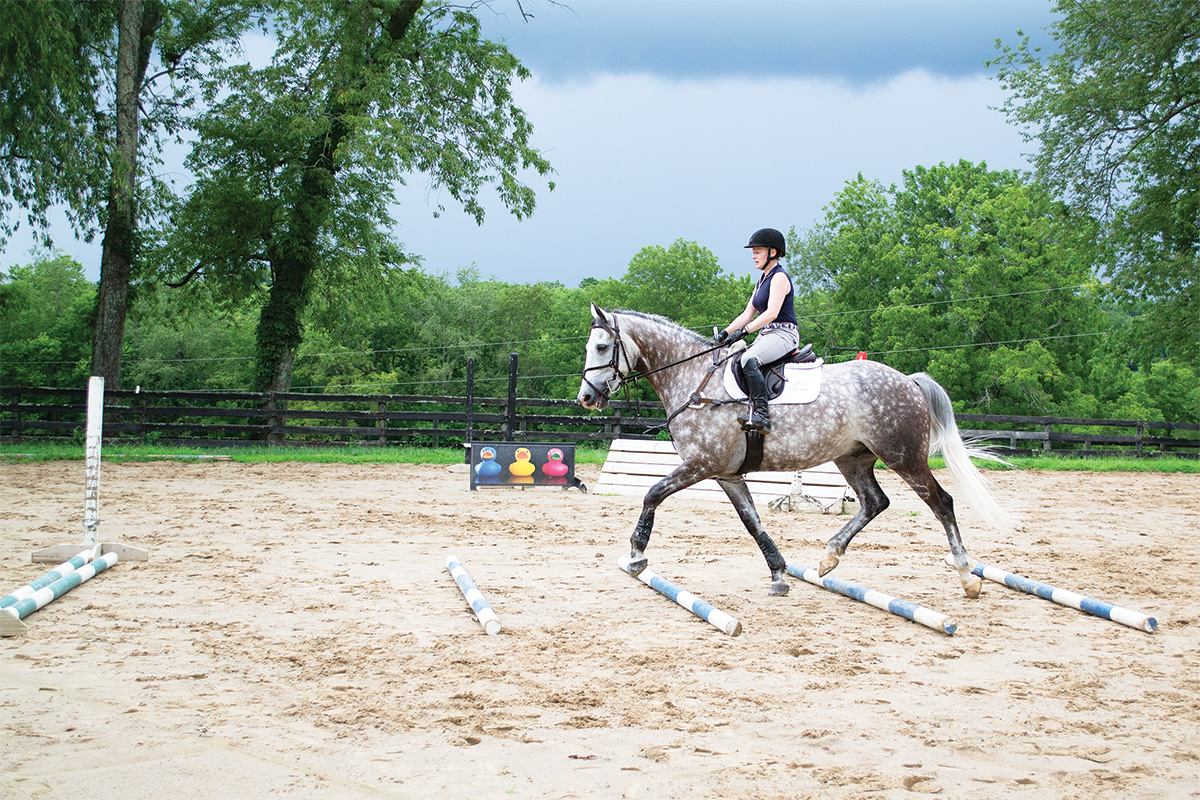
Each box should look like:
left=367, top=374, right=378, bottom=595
left=1000, top=454, right=1198, bottom=473
left=920, top=453, right=1198, bottom=473
left=0, top=441, right=614, bottom=465
left=2, top=442, right=1195, bottom=472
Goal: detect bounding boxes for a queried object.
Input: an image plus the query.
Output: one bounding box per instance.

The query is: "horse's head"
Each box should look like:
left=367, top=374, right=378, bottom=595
left=578, top=303, right=641, bottom=410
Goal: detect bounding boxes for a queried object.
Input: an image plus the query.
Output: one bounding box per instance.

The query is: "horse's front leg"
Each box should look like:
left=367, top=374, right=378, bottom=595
left=716, top=476, right=790, bottom=596
left=819, top=455, right=890, bottom=576
left=627, top=462, right=711, bottom=575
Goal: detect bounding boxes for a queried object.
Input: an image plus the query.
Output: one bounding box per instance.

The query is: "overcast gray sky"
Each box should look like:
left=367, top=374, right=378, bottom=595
left=1, top=0, right=1059, bottom=287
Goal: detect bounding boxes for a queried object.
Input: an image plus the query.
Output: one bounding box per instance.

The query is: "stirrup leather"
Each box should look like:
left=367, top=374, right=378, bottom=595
left=737, top=358, right=772, bottom=433
left=738, top=405, right=771, bottom=433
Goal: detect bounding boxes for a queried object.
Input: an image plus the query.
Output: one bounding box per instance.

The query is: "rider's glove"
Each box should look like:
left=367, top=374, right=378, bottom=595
left=727, top=328, right=748, bottom=344
left=712, top=329, right=729, bottom=345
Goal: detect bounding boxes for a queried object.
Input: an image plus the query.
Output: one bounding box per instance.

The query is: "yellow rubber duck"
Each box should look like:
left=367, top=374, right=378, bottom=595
left=508, top=447, right=536, bottom=477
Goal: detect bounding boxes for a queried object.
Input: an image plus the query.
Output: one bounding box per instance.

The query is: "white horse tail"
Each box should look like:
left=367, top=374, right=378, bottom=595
left=910, top=372, right=1016, bottom=533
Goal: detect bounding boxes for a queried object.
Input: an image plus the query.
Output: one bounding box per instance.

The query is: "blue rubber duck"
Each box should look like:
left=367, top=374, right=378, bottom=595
left=475, top=446, right=502, bottom=477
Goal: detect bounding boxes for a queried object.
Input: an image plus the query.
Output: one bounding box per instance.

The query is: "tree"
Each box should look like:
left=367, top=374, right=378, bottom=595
left=121, top=282, right=260, bottom=391
left=616, top=239, right=746, bottom=331
left=92, top=0, right=160, bottom=388
left=0, top=254, right=95, bottom=387
left=0, top=0, right=264, bottom=388
left=799, top=161, right=1105, bottom=414
left=153, top=0, right=554, bottom=395
left=991, top=0, right=1199, bottom=363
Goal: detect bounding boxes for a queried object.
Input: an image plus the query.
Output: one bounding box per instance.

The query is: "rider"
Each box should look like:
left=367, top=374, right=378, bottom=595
left=713, top=227, right=799, bottom=433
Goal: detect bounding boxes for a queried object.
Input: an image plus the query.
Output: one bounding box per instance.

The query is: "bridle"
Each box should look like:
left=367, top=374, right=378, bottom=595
left=580, top=313, right=636, bottom=405
left=581, top=311, right=734, bottom=417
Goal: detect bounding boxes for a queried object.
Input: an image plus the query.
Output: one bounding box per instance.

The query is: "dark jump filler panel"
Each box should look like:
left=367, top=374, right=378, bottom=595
left=469, top=442, right=586, bottom=492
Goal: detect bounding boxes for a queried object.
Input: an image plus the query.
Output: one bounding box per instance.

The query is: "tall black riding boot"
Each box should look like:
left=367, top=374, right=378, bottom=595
left=737, top=357, right=772, bottom=433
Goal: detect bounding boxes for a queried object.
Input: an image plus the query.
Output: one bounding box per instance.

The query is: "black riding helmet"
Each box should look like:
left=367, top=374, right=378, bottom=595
left=744, top=227, right=786, bottom=259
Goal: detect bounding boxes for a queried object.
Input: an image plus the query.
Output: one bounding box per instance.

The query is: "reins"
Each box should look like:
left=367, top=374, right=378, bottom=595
left=630, top=341, right=729, bottom=381
left=582, top=312, right=744, bottom=433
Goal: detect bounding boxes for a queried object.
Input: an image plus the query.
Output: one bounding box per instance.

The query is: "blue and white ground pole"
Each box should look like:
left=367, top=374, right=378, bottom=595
left=446, top=554, right=503, bottom=635
left=966, top=559, right=1157, bottom=633
left=786, top=562, right=957, bottom=635
left=1, top=552, right=120, bottom=636
left=618, top=557, right=743, bottom=636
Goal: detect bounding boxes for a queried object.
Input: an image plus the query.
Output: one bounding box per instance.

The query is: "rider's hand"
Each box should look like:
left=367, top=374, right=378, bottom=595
left=727, top=328, right=747, bottom=344
left=712, top=329, right=729, bottom=345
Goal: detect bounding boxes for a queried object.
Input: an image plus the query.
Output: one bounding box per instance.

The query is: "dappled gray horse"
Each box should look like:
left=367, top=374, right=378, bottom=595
left=578, top=305, right=1012, bottom=598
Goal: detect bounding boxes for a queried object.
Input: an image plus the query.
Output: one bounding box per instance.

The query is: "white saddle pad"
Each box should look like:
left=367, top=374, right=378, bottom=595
left=723, top=358, right=824, bottom=405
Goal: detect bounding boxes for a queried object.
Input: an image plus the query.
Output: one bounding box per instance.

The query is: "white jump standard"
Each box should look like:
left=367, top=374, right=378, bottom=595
left=618, top=557, right=743, bottom=636
left=31, top=376, right=148, bottom=565
left=2, top=376, right=147, bottom=636
left=786, top=562, right=958, bottom=635
left=446, top=555, right=502, bottom=635
left=965, top=559, right=1157, bottom=633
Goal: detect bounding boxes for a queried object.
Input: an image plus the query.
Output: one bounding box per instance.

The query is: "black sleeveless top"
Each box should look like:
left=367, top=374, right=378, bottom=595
left=750, top=265, right=797, bottom=326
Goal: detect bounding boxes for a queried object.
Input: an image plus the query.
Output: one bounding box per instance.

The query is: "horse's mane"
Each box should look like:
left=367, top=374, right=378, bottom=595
left=611, top=309, right=711, bottom=346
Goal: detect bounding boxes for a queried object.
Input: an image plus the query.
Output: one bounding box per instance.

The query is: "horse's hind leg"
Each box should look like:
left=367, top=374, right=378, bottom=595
left=895, top=463, right=982, bottom=598
left=819, top=453, right=891, bottom=576
left=716, top=477, right=789, bottom=596
left=627, top=461, right=711, bottom=575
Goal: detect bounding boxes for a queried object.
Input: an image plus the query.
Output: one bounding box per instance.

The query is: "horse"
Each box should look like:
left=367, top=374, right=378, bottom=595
left=577, top=304, right=1013, bottom=598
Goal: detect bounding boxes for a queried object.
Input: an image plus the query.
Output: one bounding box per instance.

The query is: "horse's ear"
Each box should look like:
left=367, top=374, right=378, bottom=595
left=590, top=302, right=609, bottom=325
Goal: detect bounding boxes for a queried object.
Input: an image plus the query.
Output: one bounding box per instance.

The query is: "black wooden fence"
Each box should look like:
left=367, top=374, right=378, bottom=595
left=956, top=413, right=1200, bottom=457
left=2, top=356, right=1197, bottom=457
left=0, top=385, right=629, bottom=447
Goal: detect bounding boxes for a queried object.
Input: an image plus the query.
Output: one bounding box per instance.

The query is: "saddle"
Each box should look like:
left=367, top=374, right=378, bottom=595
left=729, top=343, right=817, bottom=400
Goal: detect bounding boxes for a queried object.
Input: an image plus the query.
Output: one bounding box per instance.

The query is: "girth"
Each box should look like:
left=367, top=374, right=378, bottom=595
left=737, top=430, right=764, bottom=474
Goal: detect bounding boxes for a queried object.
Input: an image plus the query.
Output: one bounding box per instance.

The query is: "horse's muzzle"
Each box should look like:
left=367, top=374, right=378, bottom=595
left=578, top=387, right=608, bottom=410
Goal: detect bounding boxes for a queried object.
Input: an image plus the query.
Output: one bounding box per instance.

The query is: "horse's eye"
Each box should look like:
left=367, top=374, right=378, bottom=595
left=596, top=344, right=609, bottom=353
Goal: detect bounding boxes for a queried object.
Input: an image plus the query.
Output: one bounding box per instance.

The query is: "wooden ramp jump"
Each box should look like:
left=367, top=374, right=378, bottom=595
left=595, top=439, right=855, bottom=512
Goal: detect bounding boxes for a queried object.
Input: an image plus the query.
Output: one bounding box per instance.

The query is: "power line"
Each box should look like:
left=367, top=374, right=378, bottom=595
left=2, top=282, right=1103, bottom=370
left=287, top=333, right=1113, bottom=392
left=797, top=283, right=1095, bottom=322
left=846, top=330, right=1111, bottom=359
left=0, top=335, right=589, bottom=367
left=288, top=370, right=588, bottom=392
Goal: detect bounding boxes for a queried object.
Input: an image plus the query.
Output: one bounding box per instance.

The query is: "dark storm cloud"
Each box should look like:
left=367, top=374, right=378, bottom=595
left=481, top=0, right=1059, bottom=84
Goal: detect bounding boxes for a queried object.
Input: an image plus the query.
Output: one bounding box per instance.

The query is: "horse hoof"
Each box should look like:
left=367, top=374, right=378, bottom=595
left=818, top=554, right=839, bottom=576
left=626, top=557, right=648, bottom=576
left=769, top=580, right=790, bottom=596
left=962, top=575, right=983, bottom=599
